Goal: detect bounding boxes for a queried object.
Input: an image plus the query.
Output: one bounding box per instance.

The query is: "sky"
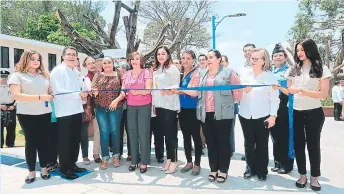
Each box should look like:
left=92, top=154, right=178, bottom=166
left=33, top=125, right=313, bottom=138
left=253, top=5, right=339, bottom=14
left=100, top=0, right=299, bottom=69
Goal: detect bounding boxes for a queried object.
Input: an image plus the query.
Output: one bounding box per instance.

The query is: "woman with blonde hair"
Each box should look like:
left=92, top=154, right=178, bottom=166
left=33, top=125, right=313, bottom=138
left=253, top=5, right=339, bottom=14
left=9, top=50, right=54, bottom=183
left=239, top=48, right=280, bottom=181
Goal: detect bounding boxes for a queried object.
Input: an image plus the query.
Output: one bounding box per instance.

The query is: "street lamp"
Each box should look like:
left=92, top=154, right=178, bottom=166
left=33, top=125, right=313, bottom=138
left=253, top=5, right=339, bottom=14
left=212, top=13, right=246, bottom=49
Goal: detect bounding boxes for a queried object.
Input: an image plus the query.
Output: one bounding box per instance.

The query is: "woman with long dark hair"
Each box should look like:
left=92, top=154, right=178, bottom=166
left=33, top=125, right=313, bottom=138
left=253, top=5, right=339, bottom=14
left=9, top=50, right=54, bottom=183
left=152, top=45, right=180, bottom=174
left=285, top=39, right=331, bottom=191
left=173, top=50, right=202, bottom=176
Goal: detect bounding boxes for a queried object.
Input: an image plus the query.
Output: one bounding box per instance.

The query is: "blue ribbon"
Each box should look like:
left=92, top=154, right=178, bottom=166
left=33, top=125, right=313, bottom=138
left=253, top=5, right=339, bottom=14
left=288, top=94, right=295, bottom=159
left=53, top=84, right=272, bottom=96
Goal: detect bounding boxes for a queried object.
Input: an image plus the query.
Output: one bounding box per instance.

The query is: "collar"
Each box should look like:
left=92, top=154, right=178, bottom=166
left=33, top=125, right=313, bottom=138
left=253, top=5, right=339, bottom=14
left=273, top=63, right=288, bottom=74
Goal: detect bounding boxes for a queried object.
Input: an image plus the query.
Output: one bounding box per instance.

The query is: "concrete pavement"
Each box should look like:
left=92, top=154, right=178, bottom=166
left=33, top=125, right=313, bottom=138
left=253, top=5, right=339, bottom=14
left=1, top=117, right=344, bottom=194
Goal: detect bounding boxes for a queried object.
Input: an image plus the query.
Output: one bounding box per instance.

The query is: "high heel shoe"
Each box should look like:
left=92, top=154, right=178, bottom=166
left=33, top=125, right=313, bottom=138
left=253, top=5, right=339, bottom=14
left=128, top=164, right=138, bottom=171
left=40, top=173, right=51, bottom=180
left=165, top=162, right=178, bottom=174
left=140, top=165, right=148, bottom=173
left=25, top=176, right=35, bottom=184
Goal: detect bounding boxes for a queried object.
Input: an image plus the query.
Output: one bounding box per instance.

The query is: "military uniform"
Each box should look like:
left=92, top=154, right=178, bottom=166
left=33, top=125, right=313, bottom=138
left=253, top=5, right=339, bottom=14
left=1, top=70, right=16, bottom=148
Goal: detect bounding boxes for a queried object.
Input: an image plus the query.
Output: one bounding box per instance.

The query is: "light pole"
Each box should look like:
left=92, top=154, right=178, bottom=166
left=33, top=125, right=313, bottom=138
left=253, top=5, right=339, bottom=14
left=212, top=13, right=246, bottom=49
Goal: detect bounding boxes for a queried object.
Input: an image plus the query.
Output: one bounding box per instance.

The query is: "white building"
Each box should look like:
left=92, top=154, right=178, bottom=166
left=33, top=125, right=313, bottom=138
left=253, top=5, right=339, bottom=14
left=0, top=34, right=87, bottom=74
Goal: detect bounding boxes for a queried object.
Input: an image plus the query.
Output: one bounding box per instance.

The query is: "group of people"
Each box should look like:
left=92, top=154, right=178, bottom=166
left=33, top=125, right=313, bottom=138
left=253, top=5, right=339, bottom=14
left=3, top=38, right=335, bottom=192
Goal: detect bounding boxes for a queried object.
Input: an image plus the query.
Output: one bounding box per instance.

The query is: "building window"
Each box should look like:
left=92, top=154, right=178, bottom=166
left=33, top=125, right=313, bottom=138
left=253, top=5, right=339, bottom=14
left=14, top=48, right=24, bottom=65
left=48, top=53, right=56, bottom=71
left=1, top=46, right=9, bottom=68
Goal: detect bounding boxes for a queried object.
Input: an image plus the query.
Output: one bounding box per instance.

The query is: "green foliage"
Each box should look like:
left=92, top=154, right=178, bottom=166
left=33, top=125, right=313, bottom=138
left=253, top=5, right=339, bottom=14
left=321, top=96, right=334, bottom=107
left=1, top=0, right=105, bottom=50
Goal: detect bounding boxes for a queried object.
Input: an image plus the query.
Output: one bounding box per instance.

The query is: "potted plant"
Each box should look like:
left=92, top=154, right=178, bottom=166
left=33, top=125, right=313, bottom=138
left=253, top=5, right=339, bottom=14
left=321, top=97, right=334, bottom=117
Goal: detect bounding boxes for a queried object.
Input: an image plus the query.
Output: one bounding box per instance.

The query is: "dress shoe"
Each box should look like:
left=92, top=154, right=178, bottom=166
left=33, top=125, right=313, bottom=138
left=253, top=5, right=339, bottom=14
left=277, top=168, right=292, bottom=174
left=72, top=165, right=87, bottom=173
left=310, top=180, right=321, bottom=191
left=61, top=170, right=78, bottom=180
left=180, top=164, right=193, bottom=173
left=40, top=173, right=51, bottom=180
left=243, top=167, right=255, bottom=179
left=258, top=174, right=267, bottom=181
left=25, top=176, right=35, bottom=184
left=295, top=178, right=307, bottom=188
left=140, top=165, right=148, bottom=173
left=157, top=158, right=164, bottom=163
left=271, top=162, right=281, bottom=172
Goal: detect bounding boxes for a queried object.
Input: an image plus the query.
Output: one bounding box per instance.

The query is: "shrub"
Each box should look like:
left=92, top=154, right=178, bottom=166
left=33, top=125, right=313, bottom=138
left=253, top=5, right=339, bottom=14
left=321, top=97, right=333, bottom=107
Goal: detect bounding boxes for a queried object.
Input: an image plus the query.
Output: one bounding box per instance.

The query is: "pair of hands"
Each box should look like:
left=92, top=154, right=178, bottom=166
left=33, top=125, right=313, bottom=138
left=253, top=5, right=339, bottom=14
left=91, top=89, right=120, bottom=111
left=243, top=85, right=281, bottom=93
left=40, top=94, right=54, bottom=102
left=165, top=88, right=183, bottom=95
left=1, top=105, right=14, bottom=111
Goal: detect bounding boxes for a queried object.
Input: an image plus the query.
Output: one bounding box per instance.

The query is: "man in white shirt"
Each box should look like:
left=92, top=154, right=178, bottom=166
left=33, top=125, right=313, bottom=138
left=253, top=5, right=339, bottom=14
left=221, top=55, right=229, bottom=68
left=198, top=54, right=208, bottom=69
left=236, top=43, right=256, bottom=161
left=50, top=46, right=88, bottom=179
left=332, top=81, right=344, bottom=121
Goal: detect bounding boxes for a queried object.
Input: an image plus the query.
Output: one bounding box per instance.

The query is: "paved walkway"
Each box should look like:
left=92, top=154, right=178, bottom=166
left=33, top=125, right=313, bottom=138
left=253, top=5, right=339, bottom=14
left=1, top=118, right=344, bottom=194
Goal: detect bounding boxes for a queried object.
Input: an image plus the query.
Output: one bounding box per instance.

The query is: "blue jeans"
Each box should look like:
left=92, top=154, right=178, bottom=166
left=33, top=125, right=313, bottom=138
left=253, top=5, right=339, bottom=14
left=230, top=103, right=239, bottom=153
left=96, top=107, right=123, bottom=160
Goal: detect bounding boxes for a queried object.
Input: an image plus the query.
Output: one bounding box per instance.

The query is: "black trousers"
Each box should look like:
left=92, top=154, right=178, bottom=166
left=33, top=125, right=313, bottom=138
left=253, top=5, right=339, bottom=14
left=120, top=109, right=131, bottom=156
left=57, top=113, right=82, bottom=173
left=334, top=103, right=343, bottom=120
left=270, top=97, right=294, bottom=170
left=48, top=122, right=58, bottom=165
left=1, top=109, right=16, bottom=148
left=179, top=108, right=202, bottom=166
left=156, top=108, right=178, bottom=162
left=150, top=116, right=164, bottom=160
left=239, top=115, right=269, bottom=176
left=294, top=107, right=324, bottom=177
left=17, top=113, right=51, bottom=172
left=203, top=112, right=232, bottom=173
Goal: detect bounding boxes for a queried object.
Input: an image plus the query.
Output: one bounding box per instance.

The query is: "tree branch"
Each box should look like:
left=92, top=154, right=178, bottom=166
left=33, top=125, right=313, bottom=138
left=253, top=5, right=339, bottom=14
left=110, top=0, right=122, bottom=46
left=83, top=14, right=112, bottom=44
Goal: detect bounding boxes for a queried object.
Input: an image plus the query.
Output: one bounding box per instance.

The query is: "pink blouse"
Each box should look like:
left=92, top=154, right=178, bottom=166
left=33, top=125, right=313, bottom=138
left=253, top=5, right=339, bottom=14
left=123, top=69, right=152, bottom=106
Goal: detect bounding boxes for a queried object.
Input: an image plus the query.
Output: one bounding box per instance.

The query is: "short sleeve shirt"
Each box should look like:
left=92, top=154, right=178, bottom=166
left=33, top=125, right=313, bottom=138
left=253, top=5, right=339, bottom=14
left=285, top=65, right=332, bottom=110
left=8, top=72, right=52, bottom=115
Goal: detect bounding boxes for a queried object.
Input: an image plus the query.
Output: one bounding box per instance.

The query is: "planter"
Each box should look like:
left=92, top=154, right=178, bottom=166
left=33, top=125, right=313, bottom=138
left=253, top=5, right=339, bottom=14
left=322, top=106, right=334, bottom=117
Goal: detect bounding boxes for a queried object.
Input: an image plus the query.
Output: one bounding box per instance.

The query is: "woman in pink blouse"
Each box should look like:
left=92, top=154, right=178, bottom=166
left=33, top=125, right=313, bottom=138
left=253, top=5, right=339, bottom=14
left=184, top=49, right=242, bottom=183
left=92, top=57, right=125, bottom=170
left=122, top=52, right=153, bottom=173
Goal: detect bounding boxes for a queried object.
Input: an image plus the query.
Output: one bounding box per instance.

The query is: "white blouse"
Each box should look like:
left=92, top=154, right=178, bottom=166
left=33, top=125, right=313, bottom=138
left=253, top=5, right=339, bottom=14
left=285, top=65, right=332, bottom=110
left=152, top=65, right=180, bottom=111
left=238, top=69, right=280, bottom=119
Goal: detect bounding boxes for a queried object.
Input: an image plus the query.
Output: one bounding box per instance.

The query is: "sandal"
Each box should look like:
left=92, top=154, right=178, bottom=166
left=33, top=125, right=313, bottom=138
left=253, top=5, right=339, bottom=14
left=93, top=155, right=102, bottom=163
left=217, top=174, right=228, bottom=183
left=100, top=160, right=108, bottom=170
left=208, top=173, right=217, bottom=182
left=113, top=157, right=120, bottom=167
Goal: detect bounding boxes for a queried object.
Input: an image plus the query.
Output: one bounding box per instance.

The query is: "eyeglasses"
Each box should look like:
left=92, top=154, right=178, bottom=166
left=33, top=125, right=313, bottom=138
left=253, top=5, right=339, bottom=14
left=250, top=57, right=264, bottom=62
